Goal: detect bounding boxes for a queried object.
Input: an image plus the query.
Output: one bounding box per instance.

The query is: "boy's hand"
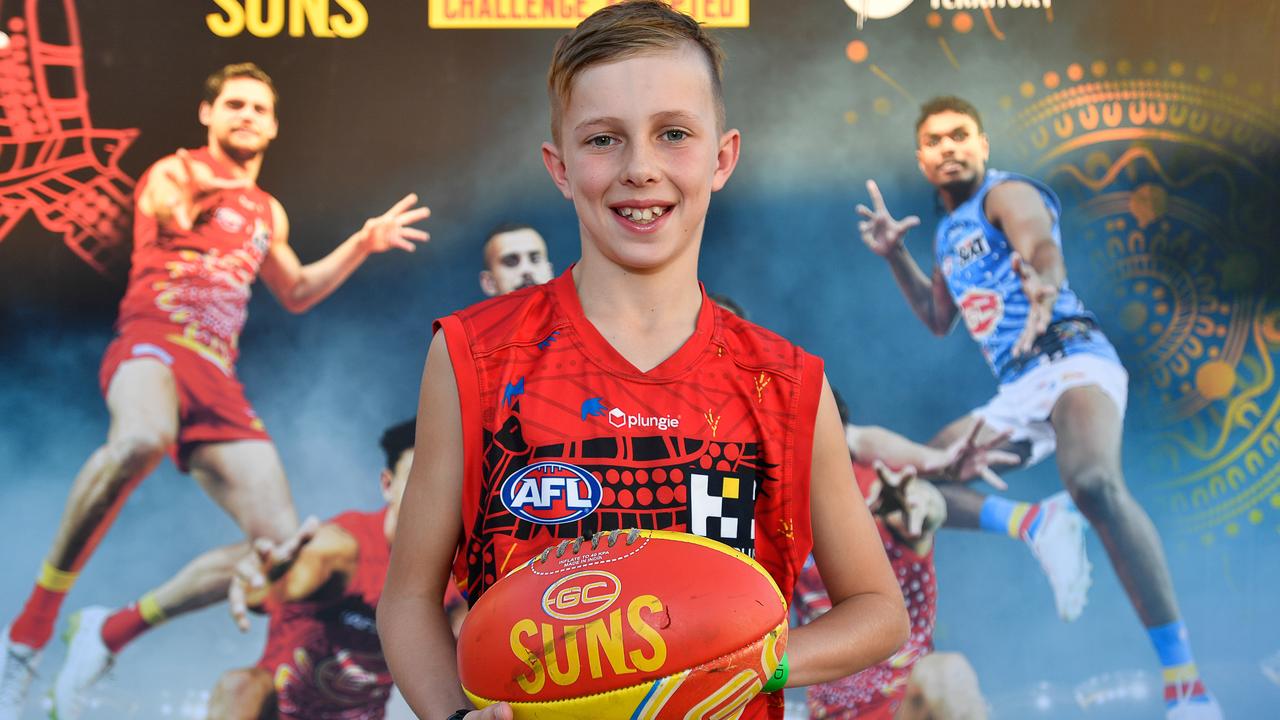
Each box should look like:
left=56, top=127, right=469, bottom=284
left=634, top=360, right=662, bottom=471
left=857, top=179, right=921, bottom=257
left=464, top=704, right=513, bottom=720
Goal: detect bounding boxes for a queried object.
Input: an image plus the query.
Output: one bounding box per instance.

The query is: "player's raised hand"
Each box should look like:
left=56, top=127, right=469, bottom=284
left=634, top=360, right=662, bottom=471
left=871, top=462, right=933, bottom=537
left=932, top=418, right=1020, bottom=489
left=156, top=148, right=251, bottom=231
left=1011, top=251, right=1059, bottom=357
left=858, top=179, right=921, bottom=257
left=228, top=516, right=321, bottom=632
left=358, top=193, right=431, bottom=254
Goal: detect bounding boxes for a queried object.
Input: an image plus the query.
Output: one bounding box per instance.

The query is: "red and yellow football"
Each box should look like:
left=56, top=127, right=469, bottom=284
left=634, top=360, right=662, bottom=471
left=457, top=528, right=788, bottom=719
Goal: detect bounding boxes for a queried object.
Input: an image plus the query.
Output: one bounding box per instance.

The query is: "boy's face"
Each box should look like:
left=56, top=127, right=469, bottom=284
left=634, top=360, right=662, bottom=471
left=542, top=42, right=739, bottom=273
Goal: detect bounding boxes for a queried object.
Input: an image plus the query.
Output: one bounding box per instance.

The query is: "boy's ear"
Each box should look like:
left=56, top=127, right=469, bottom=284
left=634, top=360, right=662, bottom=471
left=198, top=101, right=212, bottom=127
left=541, top=141, right=574, bottom=200
left=710, top=129, right=741, bottom=193
left=479, top=270, right=498, bottom=297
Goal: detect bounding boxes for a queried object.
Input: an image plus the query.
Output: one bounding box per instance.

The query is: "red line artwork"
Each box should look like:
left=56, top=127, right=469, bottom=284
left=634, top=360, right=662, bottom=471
left=0, top=0, right=138, bottom=276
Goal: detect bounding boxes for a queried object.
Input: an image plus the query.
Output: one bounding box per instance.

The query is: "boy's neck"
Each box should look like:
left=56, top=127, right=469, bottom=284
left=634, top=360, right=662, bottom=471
left=571, top=254, right=704, bottom=374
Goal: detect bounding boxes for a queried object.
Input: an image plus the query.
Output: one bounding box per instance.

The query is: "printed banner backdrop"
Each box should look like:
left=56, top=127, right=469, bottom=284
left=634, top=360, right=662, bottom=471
left=1, top=0, right=1278, bottom=717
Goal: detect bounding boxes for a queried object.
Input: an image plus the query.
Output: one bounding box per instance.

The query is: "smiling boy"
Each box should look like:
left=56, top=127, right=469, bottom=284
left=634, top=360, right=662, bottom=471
left=378, top=2, right=908, bottom=719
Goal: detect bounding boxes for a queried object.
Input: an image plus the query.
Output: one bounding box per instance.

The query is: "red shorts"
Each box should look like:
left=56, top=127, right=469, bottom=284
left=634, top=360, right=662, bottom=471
left=98, top=331, right=270, bottom=472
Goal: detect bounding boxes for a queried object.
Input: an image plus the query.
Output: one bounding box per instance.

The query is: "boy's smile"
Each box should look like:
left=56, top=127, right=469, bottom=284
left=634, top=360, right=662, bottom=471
left=543, top=41, right=738, bottom=273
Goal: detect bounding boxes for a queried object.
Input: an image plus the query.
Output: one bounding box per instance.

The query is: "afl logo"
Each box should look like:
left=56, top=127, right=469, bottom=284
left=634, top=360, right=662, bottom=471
left=959, top=287, right=1004, bottom=340
left=541, top=570, right=621, bottom=621
left=501, top=461, right=602, bottom=525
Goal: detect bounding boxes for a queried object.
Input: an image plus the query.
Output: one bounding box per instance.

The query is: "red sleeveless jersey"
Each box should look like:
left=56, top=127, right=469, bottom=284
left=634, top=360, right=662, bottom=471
left=258, top=508, right=393, bottom=720
left=117, top=146, right=275, bottom=374
left=436, top=270, right=824, bottom=720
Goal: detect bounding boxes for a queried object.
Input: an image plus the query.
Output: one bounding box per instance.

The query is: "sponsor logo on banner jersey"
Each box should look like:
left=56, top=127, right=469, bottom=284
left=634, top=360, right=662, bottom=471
left=501, top=461, right=602, bottom=525
left=959, top=287, right=1004, bottom=340
left=213, top=206, right=246, bottom=234
left=953, top=228, right=991, bottom=269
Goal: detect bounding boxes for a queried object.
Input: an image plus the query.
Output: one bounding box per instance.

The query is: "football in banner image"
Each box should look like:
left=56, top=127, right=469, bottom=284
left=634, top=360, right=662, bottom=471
left=457, top=529, right=788, bottom=719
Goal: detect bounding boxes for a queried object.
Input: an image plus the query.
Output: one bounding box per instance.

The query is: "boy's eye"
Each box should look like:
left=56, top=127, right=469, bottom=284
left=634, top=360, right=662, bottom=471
left=952, top=130, right=968, bottom=142
left=662, top=129, right=688, bottom=142
left=588, top=135, right=616, bottom=148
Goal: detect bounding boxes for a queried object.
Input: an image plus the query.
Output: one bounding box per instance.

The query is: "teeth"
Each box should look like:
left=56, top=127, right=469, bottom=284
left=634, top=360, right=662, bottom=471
left=617, top=206, right=667, bottom=224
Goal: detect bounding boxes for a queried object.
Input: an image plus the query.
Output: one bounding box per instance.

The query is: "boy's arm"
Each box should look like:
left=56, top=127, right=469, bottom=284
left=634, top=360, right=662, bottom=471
left=258, top=193, right=430, bottom=314
left=378, top=330, right=511, bottom=720
left=785, top=375, right=910, bottom=686
left=984, top=180, right=1062, bottom=357
left=858, top=179, right=957, bottom=335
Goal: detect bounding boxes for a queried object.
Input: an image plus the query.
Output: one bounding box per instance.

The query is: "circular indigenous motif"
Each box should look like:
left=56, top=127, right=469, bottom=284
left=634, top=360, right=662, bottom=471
left=1006, top=61, right=1280, bottom=542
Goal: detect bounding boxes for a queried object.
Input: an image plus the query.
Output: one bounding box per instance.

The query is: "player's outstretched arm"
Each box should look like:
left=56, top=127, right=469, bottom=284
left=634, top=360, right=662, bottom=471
left=138, top=148, right=250, bottom=231
left=985, top=181, right=1063, bottom=356
left=259, top=193, right=431, bottom=313
left=858, top=179, right=957, bottom=335
left=379, top=331, right=511, bottom=720
left=846, top=421, right=1016, bottom=489
left=786, top=376, right=910, bottom=686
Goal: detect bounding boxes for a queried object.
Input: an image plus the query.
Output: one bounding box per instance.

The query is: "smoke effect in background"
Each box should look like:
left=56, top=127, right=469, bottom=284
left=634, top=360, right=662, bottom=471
left=3, top=0, right=1280, bottom=717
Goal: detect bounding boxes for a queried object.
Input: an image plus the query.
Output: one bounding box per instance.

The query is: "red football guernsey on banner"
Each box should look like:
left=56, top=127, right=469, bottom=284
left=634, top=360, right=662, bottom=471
left=436, top=269, right=824, bottom=719
left=117, top=146, right=275, bottom=374
left=258, top=508, right=392, bottom=720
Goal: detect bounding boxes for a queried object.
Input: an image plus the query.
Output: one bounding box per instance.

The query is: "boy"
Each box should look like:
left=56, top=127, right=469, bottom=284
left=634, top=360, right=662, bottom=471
left=378, top=3, right=909, bottom=720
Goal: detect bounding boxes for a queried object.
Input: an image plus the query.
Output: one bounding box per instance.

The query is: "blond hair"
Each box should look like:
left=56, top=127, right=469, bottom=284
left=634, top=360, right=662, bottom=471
left=546, top=0, right=725, bottom=144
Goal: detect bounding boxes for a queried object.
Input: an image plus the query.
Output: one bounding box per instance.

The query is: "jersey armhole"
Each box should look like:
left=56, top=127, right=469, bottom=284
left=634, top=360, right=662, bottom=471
left=789, top=352, right=825, bottom=581
left=434, top=315, right=483, bottom=551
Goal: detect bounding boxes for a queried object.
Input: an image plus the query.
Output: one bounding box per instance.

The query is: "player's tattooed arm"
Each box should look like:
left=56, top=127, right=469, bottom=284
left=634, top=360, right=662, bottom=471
left=259, top=193, right=431, bottom=313
left=985, top=180, right=1063, bottom=356
left=858, top=179, right=958, bottom=335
